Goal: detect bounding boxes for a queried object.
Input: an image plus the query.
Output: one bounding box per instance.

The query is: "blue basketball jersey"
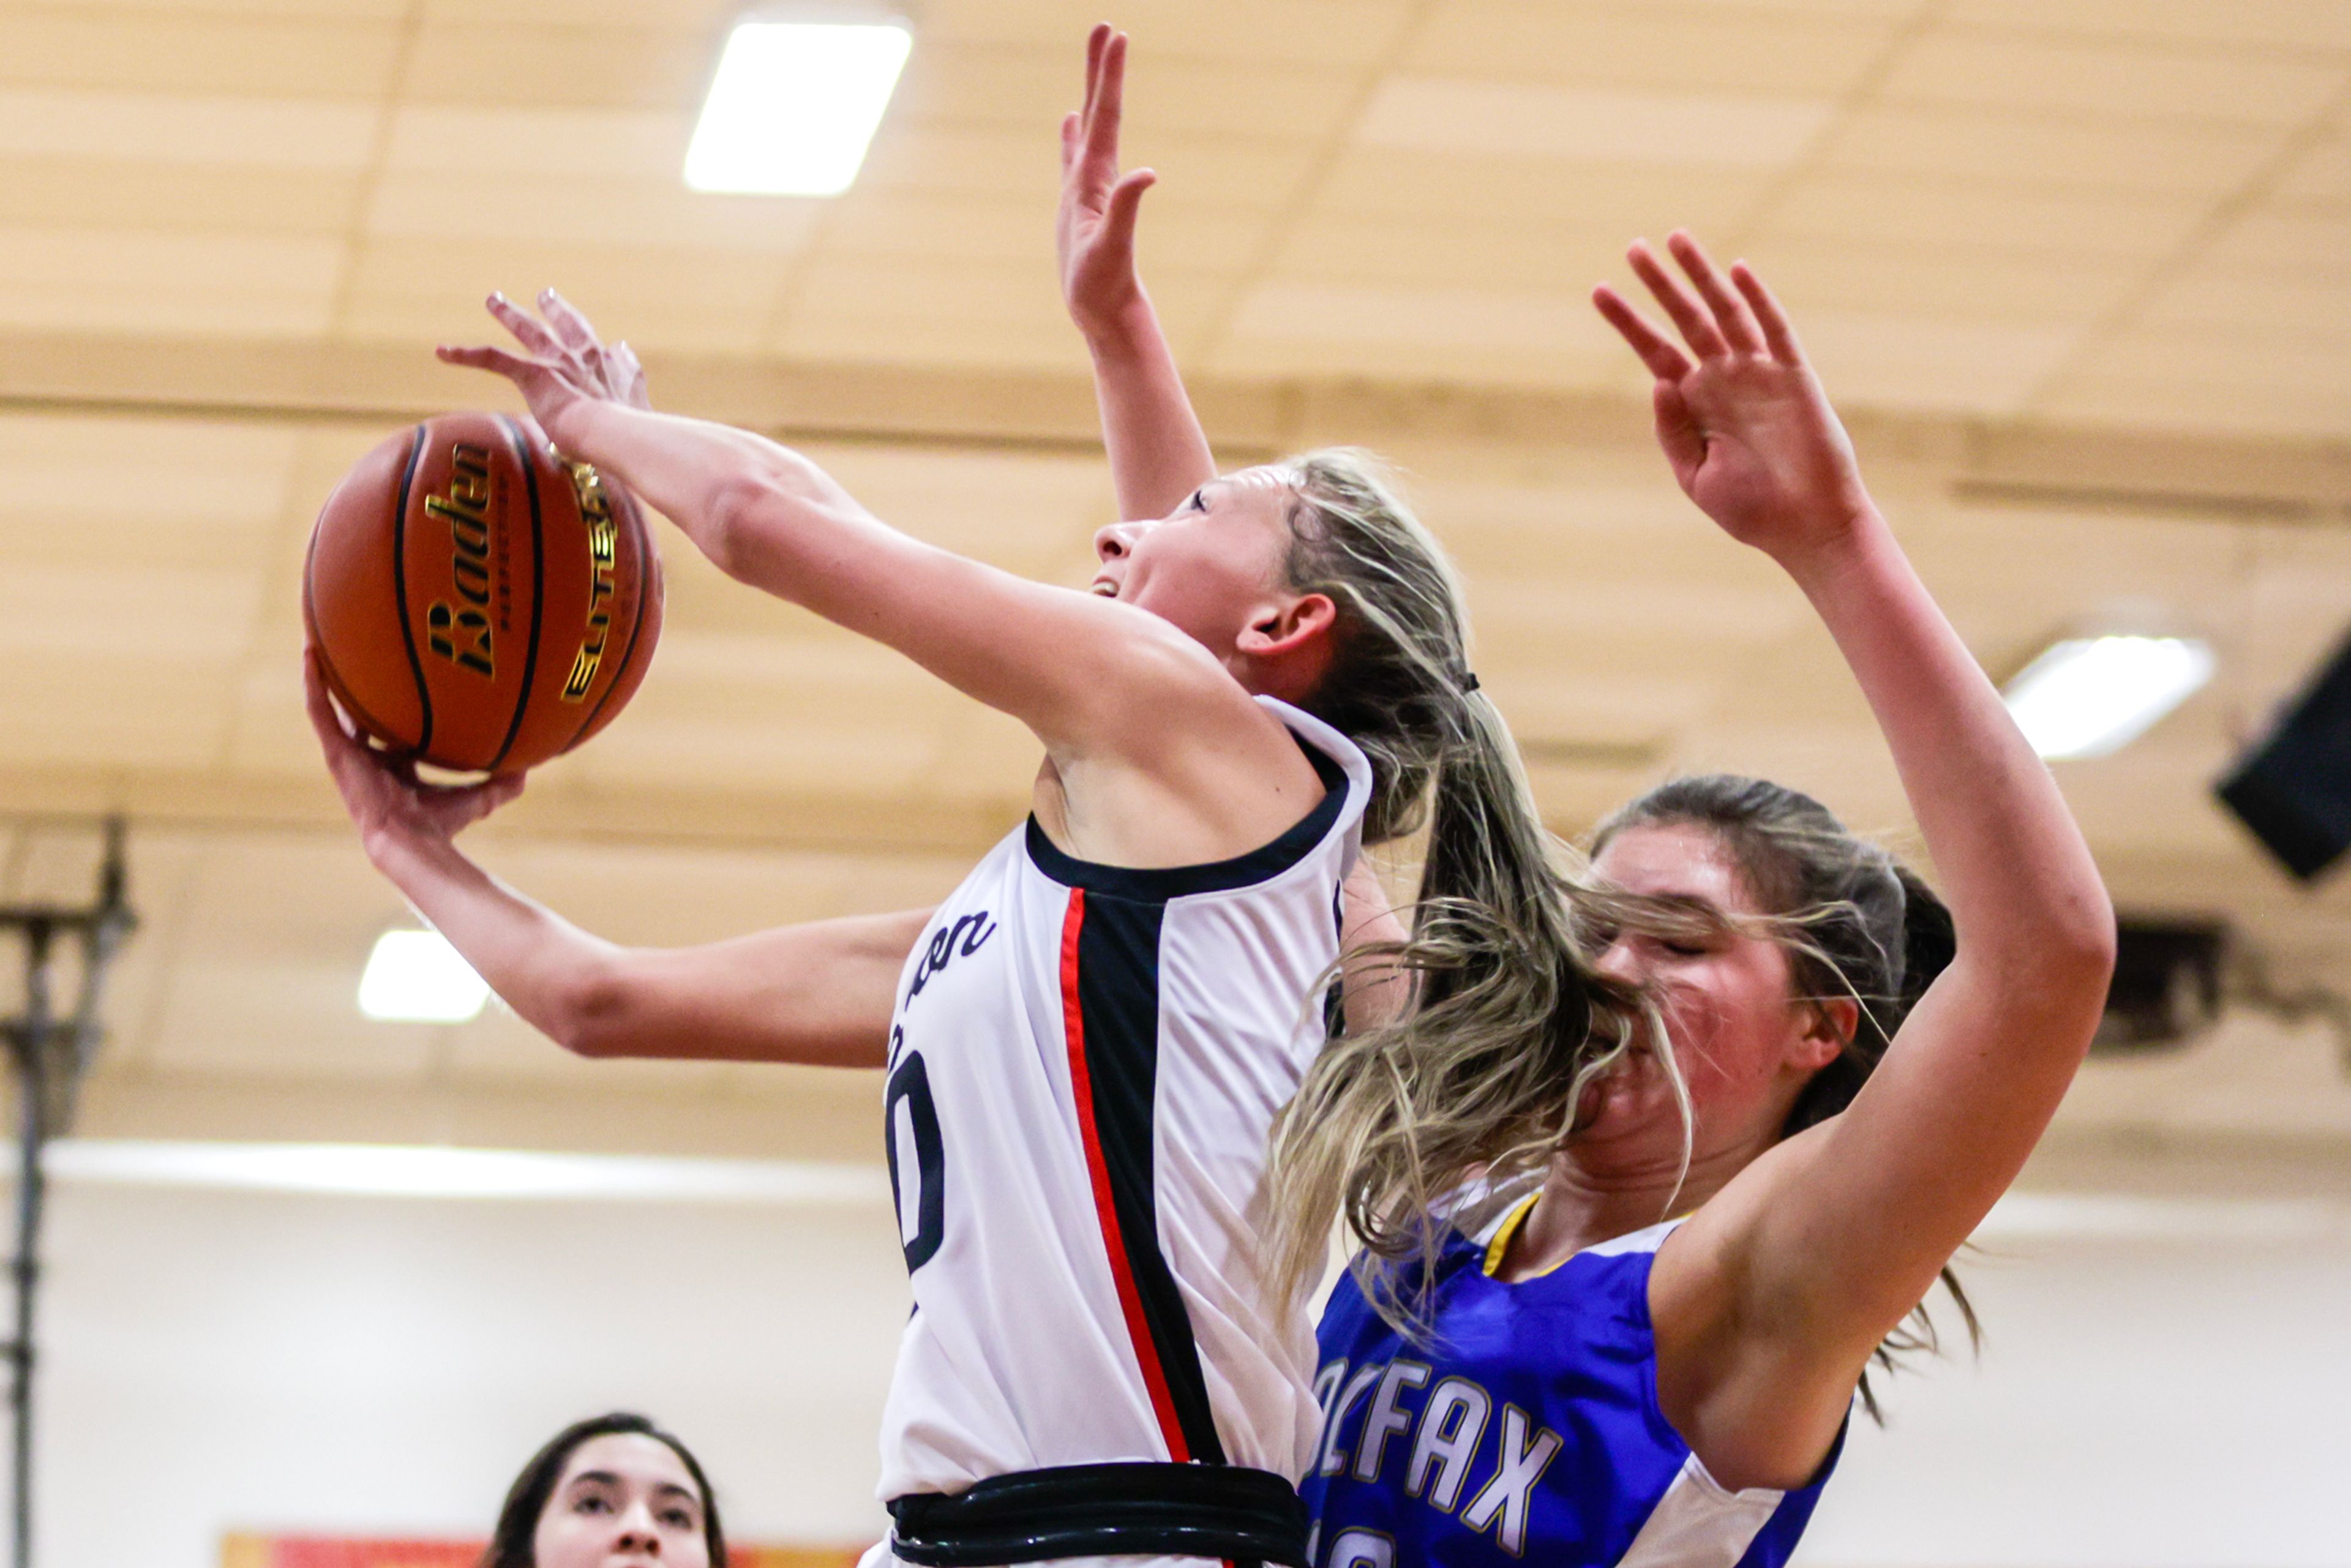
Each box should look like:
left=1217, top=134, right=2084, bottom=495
left=1302, top=1203, right=1842, bottom=1568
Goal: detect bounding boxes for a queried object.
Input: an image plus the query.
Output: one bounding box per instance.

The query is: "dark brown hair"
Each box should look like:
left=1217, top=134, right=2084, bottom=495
left=479, top=1412, right=726, bottom=1568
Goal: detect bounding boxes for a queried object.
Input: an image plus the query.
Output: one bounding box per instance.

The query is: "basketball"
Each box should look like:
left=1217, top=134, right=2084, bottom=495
left=304, top=411, right=663, bottom=775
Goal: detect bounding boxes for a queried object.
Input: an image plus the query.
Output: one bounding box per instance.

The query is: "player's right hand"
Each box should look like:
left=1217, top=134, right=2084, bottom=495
left=438, top=288, right=644, bottom=456
left=1057, top=24, right=1157, bottom=340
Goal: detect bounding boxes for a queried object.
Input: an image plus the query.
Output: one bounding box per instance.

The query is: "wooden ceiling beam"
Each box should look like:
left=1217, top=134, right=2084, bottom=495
left=0, top=329, right=2341, bottom=515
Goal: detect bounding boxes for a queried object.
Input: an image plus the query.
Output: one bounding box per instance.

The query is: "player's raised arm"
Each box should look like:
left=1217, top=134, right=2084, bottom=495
left=1595, top=233, right=2115, bottom=1477
left=1057, top=24, right=1218, bottom=521
left=437, top=294, right=1297, bottom=799
left=307, top=654, right=917, bottom=1067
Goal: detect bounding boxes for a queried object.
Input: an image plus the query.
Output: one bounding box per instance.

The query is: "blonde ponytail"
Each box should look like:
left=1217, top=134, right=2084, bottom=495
left=1258, top=452, right=1657, bottom=1329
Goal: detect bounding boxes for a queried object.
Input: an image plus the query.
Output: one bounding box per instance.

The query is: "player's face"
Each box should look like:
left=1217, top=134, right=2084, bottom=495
left=1090, top=470, right=1297, bottom=662
left=531, top=1433, right=710, bottom=1568
left=1580, top=823, right=1841, bottom=1154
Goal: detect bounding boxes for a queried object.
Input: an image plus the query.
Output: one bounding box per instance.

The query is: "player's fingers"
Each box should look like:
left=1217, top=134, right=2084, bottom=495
left=1592, top=285, right=1695, bottom=381
left=1627, top=241, right=1727, bottom=360
left=1731, top=260, right=1804, bottom=364
left=1654, top=381, right=1707, bottom=474
left=1080, top=23, right=1108, bottom=128
left=537, top=288, right=606, bottom=357
left=1667, top=231, right=1764, bottom=355
left=611, top=340, right=650, bottom=408
left=437, top=343, right=541, bottom=383
left=484, top=291, right=564, bottom=358
left=301, top=651, right=348, bottom=741
left=1095, top=29, right=1130, bottom=146
left=1103, top=168, right=1155, bottom=244
left=1060, top=110, right=1080, bottom=173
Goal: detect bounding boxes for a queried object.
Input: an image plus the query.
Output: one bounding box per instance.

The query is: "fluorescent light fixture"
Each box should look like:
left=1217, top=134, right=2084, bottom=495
left=684, top=19, right=911, bottom=195
left=358, top=929, right=489, bottom=1024
left=2003, top=635, right=2214, bottom=760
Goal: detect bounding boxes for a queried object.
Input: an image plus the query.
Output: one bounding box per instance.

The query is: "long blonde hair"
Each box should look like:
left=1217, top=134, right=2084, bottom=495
left=1259, top=451, right=1653, bottom=1326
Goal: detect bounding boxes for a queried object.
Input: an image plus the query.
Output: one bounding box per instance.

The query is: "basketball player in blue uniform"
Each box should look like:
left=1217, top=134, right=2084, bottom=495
left=1065, top=31, right=2114, bottom=1566
left=305, top=31, right=1641, bottom=1564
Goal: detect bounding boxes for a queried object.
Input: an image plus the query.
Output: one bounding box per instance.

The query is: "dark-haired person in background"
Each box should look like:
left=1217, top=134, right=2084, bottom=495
left=1059, top=28, right=2115, bottom=1564
left=481, top=1412, right=726, bottom=1568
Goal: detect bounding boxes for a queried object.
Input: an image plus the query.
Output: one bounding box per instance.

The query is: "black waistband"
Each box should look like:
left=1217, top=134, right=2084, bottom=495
left=888, top=1461, right=1310, bottom=1567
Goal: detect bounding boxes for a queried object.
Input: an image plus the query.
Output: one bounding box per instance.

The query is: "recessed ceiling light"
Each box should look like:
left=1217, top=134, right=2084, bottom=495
left=358, top=929, right=489, bottom=1024
left=2002, top=635, right=2214, bottom=760
left=683, top=19, right=912, bottom=196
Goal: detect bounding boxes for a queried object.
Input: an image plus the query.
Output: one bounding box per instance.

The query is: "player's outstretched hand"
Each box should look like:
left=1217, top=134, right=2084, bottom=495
left=438, top=288, right=649, bottom=454
left=1594, top=233, right=1873, bottom=569
left=1058, top=23, right=1157, bottom=340
left=306, top=650, right=524, bottom=853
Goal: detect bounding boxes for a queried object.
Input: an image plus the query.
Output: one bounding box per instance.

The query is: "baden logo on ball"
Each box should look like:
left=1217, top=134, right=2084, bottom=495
left=304, top=410, right=664, bottom=775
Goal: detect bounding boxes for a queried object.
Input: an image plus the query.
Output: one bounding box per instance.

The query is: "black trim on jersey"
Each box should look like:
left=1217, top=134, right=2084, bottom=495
left=1321, top=879, right=1349, bottom=1040
left=888, top=1461, right=1310, bottom=1567
left=1025, top=735, right=1349, bottom=901
left=1070, top=890, right=1226, bottom=1465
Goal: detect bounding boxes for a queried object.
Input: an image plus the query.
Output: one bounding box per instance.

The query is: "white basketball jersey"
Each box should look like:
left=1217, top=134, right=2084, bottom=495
left=876, top=697, right=1373, bottom=1502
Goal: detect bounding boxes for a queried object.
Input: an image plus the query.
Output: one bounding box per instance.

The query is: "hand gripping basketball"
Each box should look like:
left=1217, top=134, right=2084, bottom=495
left=304, top=649, right=524, bottom=851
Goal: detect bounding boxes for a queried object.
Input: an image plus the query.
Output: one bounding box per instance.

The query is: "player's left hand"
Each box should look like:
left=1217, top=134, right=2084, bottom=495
left=1594, top=232, right=1874, bottom=569
left=438, top=288, right=650, bottom=452
left=1057, top=24, right=1158, bottom=341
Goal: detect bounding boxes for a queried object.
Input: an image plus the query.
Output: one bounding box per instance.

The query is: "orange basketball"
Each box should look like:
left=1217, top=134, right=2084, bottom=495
left=304, top=411, right=663, bottom=775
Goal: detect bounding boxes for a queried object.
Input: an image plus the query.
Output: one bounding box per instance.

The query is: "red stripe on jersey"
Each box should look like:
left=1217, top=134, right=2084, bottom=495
left=1059, top=886, right=1193, bottom=1463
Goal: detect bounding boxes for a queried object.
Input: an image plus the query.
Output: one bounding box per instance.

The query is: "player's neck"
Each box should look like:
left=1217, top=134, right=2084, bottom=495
left=1503, top=1134, right=1763, bottom=1277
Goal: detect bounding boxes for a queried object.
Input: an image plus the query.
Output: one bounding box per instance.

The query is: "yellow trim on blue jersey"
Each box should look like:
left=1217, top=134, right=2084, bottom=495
left=1484, top=1195, right=1692, bottom=1280
left=1483, top=1193, right=1553, bottom=1278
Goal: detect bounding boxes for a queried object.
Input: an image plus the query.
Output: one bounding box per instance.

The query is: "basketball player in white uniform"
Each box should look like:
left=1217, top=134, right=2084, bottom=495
left=313, top=653, right=1387, bottom=1566
left=309, top=33, right=1558, bottom=1547
left=872, top=703, right=1371, bottom=1566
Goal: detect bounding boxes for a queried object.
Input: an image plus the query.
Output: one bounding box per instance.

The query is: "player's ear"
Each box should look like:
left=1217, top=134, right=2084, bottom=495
left=1794, top=997, right=1855, bottom=1072
left=1237, top=593, right=1337, bottom=660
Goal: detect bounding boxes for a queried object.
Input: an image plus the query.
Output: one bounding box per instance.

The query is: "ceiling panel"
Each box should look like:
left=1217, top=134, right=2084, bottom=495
left=1748, top=237, right=2140, bottom=324
left=0, top=7, right=404, bottom=97
left=1406, top=1, right=1904, bottom=97
left=1880, top=28, right=2349, bottom=127
left=0, top=157, right=359, bottom=234
left=0, top=84, right=377, bottom=168
left=1308, top=145, right=1765, bottom=234
left=1755, top=170, right=2211, bottom=260
left=1944, top=0, right=2351, bottom=54
left=2273, top=125, right=2351, bottom=205
left=1814, top=104, right=2287, bottom=197
left=364, top=169, right=823, bottom=253
left=1213, top=280, right=1628, bottom=388
left=401, top=20, right=718, bottom=112
left=1358, top=78, right=1837, bottom=168
left=382, top=105, right=693, bottom=180
left=922, top=0, right=1425, bottom=69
